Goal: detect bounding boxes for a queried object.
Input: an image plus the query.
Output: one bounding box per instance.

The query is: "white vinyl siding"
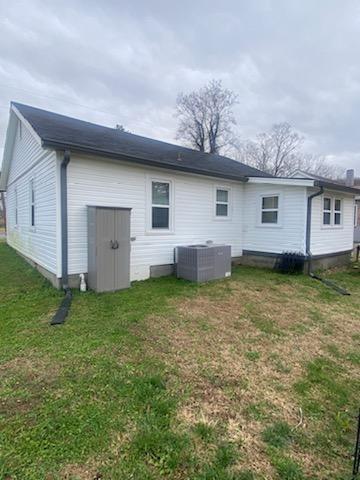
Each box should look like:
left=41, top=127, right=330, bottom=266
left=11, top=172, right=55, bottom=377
left=6, top=120, right=58, bottom=274
left=67, top=155, right=244, bottom=281
left=310, top=190, right=354, bottom=255
left=243, top=184, right=307, bottom=253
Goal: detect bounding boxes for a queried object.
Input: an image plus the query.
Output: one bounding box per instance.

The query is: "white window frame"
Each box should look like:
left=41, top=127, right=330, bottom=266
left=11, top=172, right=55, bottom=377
left=146, top=176, right=174, bottom=234
left=29, top=179, right=35, bottom=229
left=321, top=195, right=343, bottom=228
left=14, top=187, right=18, bottom=227
left=354, top=203, right=359, bottom=227
left=258, top=193, right=282, bottom=227
left=334, top=198, right=342, bottom=226
left=214, top=186, right=231, bottom=220
left=322, top=197, right=332, bottom=226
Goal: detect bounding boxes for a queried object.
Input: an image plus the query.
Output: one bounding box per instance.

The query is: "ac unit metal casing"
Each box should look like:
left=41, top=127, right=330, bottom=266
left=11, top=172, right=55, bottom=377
left=176, top=244, right=231, bottom=282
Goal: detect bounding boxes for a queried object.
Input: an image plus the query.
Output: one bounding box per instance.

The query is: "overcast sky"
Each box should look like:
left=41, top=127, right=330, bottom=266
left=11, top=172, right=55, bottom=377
left=1, top=0, right=360, bottom=171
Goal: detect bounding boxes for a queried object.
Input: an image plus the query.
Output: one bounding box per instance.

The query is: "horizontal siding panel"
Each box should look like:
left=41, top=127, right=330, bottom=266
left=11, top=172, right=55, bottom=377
left=67, top=155, right=244, bottom=280
left=242, top=184, right=306, bottom=254
left=6, top=121, right=58, bottom=274
left=310, top=191, right=354, bottom=255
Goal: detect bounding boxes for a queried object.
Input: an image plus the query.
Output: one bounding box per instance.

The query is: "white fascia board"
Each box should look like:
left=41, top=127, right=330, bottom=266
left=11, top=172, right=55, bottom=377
left=0, top=105, right=44, bottom=191
left=247, top=176, right=315, bottom=187
left=0, top=108, right=17, bottom=190
left=290, top=169, right=315, bottom=179
left=11, top=104, right=42, bottom=146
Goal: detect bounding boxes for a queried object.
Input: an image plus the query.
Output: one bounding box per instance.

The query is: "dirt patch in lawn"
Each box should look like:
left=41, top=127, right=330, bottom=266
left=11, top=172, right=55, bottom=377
left=0, top=353, right=60, bottom=416
left=58, top=462, right=102, bottom=480
left=136, top=279, right=359, bottom=478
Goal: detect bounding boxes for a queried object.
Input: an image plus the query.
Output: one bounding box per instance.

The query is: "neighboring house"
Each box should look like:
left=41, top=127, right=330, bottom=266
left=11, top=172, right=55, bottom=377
left=0, top=103, right=358, bottom=289
left=293, top=169, right=360, bottom=244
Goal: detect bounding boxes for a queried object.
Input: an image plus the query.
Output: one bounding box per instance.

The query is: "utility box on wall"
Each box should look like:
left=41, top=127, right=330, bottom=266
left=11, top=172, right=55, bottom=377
left=176, top=244, right=231, bottom=282
left=87, top=206, right=131, bottom=292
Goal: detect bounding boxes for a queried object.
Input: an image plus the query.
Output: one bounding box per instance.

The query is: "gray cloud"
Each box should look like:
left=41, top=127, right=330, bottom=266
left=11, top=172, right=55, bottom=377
left=1, top=0, right=360, bottom=171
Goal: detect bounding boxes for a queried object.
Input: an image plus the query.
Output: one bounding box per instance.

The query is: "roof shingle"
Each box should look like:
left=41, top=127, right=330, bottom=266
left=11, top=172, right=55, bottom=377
left=13, top=102, right=270, bottom=181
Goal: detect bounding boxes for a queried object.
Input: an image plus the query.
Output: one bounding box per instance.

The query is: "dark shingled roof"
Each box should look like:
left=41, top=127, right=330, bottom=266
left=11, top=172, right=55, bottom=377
left=13, top=102, right=270, bottom=181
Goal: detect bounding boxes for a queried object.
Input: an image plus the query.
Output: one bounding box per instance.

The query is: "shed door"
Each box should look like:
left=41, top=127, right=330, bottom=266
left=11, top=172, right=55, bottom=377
left=96, top=208, right=130, bottom=292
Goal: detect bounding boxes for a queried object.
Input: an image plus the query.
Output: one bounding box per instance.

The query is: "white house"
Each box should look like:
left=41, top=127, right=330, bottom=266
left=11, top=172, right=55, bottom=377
left=0, top=102, right=357, bottom=290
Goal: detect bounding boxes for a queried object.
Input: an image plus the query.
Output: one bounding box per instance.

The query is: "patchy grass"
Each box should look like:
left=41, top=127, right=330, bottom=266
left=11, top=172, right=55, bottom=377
left=0, top=243, right=359, bottom=479
left=262, top=421, right=295, bottom=449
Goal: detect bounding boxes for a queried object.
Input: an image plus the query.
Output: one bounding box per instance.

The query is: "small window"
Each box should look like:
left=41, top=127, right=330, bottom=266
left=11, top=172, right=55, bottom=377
left=152, top=181, right=170, bottom=229
left=334, top=199, right=341, bottom=225
left=261, top=195, right=279, bottom=224
left=30, top=180, right=35, bottom=227
left=14, top=188, right=18, bottom=226
left=323, top=197, right=331, bottom=225
left=355, top=204, right=359, bottom=227
left=216, top=189, right=229, bottom=217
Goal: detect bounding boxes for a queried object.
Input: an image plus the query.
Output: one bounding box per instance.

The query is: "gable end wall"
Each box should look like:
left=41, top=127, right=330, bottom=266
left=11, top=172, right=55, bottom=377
left=6, top=119, right=58, bottom=275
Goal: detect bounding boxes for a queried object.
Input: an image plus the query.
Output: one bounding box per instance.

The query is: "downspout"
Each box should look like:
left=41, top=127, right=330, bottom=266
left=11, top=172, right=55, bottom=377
left=51, top=150, right=72, bottom=325
left=305, top=186, right=323, bottom=275
left=60, top=150, right=70, bottom=289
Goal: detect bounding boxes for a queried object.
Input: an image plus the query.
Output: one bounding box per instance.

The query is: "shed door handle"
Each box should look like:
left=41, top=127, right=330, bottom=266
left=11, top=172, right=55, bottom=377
left=110, top=240, right=119, bottom=249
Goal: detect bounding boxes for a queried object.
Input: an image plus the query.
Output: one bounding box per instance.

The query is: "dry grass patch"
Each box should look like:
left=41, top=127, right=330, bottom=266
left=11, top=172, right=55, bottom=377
left=58, top=461, right=102, bottom=480
left=0, top=352, right=60, bottom=417
left=136, top=274, right=359, bottom=478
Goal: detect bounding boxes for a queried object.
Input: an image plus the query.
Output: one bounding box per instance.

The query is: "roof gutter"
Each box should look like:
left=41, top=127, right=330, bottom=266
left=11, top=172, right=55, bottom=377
left=314, top=180, right=359, bottom=195
left=41, top=140, right=249, bottom=183
left=51, top=150, right=72, bottom=325
left=305, top=186, right=324, bottom=274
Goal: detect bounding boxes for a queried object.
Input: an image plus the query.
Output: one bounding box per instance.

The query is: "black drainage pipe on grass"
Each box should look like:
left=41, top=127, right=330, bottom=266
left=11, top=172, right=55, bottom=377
left=305, top=185, right=350, bottom=296
left=51, top=150, right=72, bottom=325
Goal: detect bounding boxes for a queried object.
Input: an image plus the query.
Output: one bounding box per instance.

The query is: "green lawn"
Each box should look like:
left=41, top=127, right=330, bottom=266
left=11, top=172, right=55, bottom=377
left=0, top=242, right=359, bottom=480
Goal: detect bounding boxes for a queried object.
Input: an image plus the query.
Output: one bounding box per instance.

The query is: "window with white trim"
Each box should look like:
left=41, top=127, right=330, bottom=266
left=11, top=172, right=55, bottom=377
left=323, top=197, right=342, bottom=226
left=354, top=204, right=359, bottom=227
left=215, top=188, right=229, bottom=217
left=151, top=181, right=170, bottom=229
left=14, top=188, right=18, bottom=226
left=261, top=195, right=279, bottom=224
left=334, top=199, right=342, bottom=225
left=30, top=179, right=35, bottom=227
left=323, top=197, right=331, bottom=225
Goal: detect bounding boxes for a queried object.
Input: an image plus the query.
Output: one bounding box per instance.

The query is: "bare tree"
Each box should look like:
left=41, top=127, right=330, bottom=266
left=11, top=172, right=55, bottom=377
left=295, top=154, right=345, bottom=179
left=239, top=122, right=343, bottom=179
left=175, top=80, right=238, bottom=154
left=240, top=123, right=304, bottom=176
